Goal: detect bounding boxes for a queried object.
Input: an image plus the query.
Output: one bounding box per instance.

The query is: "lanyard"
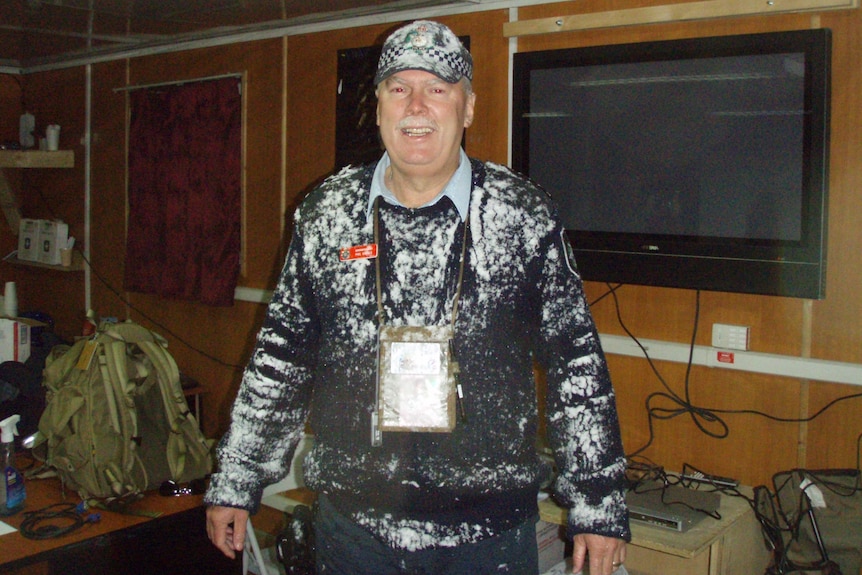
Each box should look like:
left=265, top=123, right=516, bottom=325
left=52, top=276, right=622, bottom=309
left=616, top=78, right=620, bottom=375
left=371, top=198, right=471, bottom=443
left=372, top=197, right=470, bottom=330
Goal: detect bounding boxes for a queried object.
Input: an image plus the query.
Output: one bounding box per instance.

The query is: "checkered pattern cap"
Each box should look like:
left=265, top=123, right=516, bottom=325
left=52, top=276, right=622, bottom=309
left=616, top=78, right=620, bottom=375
left=374, top=20, right=473, bottom=85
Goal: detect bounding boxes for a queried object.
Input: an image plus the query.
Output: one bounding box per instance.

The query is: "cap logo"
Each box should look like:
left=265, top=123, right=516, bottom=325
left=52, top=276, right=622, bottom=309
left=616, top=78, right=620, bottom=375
left=406, top=27, right=431, bottom=51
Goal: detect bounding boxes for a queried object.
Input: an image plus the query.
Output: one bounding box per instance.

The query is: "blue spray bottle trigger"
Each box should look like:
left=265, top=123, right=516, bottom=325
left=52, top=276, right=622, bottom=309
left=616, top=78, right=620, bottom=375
left=0, top=415, right=19, bottom=444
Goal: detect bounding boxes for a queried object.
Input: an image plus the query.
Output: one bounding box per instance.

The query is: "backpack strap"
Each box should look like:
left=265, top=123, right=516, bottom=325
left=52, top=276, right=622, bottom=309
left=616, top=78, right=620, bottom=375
left=105, top=320, right=212, bottom=483
left=100, top=335, right=148, bottom=495
left=102, top=321, right=158, bottom=345
left=97, top=338, right=125, bottom=434
left=138, top=340, right=192, bottom=479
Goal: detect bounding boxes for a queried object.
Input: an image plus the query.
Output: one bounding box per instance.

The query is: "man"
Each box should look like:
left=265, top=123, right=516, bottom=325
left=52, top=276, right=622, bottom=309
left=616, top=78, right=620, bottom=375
left=206, top=19, right=630, bottom=575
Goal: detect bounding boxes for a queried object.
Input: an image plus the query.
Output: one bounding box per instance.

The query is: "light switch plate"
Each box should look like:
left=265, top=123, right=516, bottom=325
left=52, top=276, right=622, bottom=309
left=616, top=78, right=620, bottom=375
left=711, top=324, right=750, bottom=350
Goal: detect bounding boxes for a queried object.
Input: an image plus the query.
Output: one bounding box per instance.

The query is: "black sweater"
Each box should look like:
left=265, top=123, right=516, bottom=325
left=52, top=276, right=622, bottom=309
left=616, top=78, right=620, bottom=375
left=205, top=159, right=630, bottom=550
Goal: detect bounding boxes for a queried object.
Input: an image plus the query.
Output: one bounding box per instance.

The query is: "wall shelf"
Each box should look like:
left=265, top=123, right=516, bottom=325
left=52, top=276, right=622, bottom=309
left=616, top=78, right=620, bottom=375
left=0, top=150, right=75, bottom=168
left=3, top=251, right=84, bottom=272
left=0, top=150, right=76, bottom=235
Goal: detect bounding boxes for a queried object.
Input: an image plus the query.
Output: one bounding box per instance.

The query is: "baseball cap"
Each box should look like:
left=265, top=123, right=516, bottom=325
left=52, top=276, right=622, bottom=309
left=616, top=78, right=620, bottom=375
left=374, top=20, right=473, bottom=86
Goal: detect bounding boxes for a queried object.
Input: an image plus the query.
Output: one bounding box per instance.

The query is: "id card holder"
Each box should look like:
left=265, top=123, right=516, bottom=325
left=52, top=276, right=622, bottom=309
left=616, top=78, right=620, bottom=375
left=376, top=325, right=456, bottom=434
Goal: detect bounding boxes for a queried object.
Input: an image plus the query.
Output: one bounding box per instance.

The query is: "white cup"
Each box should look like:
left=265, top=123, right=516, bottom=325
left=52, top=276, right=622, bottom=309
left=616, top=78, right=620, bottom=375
left=46, top=124, right=61, bottom=151
left=4, top=282, right=17, bottom=318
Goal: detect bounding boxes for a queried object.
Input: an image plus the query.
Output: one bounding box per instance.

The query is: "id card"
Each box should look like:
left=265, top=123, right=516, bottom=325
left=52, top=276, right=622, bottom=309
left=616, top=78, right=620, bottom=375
left=377, top=325, right=456, bottom=433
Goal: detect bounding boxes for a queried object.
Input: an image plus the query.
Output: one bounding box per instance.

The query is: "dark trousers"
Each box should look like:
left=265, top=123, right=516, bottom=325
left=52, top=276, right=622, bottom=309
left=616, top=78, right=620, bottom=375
left=314, top=495, right=540, bottom=575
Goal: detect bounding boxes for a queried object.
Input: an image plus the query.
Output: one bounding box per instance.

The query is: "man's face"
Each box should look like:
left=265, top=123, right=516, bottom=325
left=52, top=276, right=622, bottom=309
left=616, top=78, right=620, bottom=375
left=376, top=69, right=476, bottom=180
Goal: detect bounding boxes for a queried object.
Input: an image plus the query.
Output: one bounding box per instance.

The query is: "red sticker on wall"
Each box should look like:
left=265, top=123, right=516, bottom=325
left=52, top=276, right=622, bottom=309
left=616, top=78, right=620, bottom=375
left=716, top=351, right=735, bottom=364
left=339, top=244, right=378, bottom=261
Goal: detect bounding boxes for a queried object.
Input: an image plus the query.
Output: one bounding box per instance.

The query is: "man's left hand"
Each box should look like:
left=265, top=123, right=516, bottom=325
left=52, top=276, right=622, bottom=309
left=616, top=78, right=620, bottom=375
left=571, top=533, right=626, bottom=575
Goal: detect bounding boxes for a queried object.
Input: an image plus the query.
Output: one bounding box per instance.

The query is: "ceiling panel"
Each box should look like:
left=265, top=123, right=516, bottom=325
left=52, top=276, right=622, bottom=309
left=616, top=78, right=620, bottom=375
left=2, top=0, right=467, bottom=69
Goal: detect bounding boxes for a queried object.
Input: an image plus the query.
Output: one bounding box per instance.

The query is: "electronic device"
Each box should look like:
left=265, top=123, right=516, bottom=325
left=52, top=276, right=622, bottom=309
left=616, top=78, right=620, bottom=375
left=626, top=481, right=722, bottom=532
left=680, top=463, right=739, bottom=489
left=512, top=29, right=831, bottom=299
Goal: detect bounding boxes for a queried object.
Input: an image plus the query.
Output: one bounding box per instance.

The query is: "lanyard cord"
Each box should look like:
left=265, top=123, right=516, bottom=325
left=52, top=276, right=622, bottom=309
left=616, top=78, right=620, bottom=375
left=373, top=196, right=470, bottom=329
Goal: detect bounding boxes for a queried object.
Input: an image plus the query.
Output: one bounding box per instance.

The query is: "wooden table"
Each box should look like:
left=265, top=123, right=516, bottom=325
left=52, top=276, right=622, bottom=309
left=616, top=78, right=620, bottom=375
left=0, top=472, right=240, bottom=574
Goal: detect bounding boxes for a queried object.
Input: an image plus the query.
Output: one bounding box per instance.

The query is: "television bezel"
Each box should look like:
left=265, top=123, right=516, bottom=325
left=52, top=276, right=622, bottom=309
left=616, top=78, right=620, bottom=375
left=511, top=29, right=831, bottom=299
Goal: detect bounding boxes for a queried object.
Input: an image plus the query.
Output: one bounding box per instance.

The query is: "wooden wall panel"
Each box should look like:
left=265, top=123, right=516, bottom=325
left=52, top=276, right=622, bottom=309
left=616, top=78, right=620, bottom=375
left=0, top=75, right=22, bottom=144
left=89, top=58, right=130, bottom=325
left=811, top=9, right=862, bottom=365
left=519, top=1, right=862, bottom=485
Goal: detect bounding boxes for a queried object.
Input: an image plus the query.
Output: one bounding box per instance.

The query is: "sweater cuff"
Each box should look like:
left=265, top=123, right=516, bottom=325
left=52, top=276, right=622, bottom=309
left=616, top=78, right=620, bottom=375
left=555, top=461, right=632, bottom=542
left=565, top=489, right=631, bottom=542
left=203, top=468, right=264, bottom=515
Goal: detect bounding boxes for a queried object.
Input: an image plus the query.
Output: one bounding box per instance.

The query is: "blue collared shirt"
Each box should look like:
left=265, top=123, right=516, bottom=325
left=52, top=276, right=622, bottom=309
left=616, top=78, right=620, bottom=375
left=366, top=149, right=471, bottom=222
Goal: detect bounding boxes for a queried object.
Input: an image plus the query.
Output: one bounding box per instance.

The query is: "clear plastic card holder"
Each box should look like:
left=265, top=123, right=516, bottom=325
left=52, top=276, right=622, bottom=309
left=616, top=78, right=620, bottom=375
left=377, top=324, right=456, bottom=433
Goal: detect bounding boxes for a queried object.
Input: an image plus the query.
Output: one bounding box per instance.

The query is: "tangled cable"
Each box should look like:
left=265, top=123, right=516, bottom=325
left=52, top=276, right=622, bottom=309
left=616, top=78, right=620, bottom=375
left=588, top=284, right=862, bottom=460
left=19, top=502, right=101, bottom=540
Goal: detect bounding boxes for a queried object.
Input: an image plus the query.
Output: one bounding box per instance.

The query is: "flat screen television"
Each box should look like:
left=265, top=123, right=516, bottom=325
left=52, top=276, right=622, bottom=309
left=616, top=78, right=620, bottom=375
left=512, top=29, right=831, bottom=299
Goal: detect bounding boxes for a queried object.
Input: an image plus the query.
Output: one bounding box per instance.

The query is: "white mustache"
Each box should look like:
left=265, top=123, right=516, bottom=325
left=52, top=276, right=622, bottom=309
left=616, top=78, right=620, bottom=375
left=396, top=117, right=437, bottom=131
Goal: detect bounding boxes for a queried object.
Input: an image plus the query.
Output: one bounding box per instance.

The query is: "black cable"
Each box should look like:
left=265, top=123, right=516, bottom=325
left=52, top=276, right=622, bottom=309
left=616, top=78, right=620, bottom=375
left=626, top=462, right=726, bottom=520
left=588, top=283, right=623, bottom=308
left=706, top=391, right=862, bottom=423
left=615, top=288, right=729, bottom=459
left=19, top=502, right=100, bottom=540
left=605, top=283, right=862, bottom=460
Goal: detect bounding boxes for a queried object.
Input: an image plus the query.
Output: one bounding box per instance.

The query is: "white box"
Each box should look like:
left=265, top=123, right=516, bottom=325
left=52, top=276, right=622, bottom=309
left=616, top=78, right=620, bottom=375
left=0, top=317, right=34, bottom=363
left=536, top=520, right=565, bottom=574
left=36, top=219, right=69, bottom=266
left=17, top=218, right=40, bottom=262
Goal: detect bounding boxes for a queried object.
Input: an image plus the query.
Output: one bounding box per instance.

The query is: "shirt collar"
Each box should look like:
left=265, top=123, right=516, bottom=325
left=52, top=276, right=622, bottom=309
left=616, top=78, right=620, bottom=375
left=367, top=149, right=471, bottom=222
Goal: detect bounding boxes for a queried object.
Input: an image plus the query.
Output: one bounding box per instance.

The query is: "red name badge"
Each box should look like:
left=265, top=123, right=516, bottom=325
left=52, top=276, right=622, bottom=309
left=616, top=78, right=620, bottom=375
left=339, top=244, right=378, bottom=261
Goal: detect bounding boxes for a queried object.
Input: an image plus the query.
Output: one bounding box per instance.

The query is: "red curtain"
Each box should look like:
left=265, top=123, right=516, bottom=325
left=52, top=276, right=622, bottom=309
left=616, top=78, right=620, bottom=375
left=124, top=77, right=242, bottom=306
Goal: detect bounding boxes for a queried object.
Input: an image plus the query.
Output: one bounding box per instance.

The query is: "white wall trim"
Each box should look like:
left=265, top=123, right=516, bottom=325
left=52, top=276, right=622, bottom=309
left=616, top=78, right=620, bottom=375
left=224, top=288, right=862, bottom=388
left=234, top=286, right=274, bottom=304
left=600, top=333, right=862, bottom=388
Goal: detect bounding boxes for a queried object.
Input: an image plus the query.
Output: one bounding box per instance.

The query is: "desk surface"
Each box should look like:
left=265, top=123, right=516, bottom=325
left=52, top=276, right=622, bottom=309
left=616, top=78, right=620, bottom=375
left=538, top=486, right=756, bottom=559
left=0, top=471, right=230, bottom=573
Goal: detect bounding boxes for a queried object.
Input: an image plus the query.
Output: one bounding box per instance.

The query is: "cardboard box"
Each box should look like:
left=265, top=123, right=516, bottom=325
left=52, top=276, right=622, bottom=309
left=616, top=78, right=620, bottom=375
left=36, top=219, right=69, bottom=266
left=0, top=317, right=35, bottom=363
left=537, top=520, right=565, bottom=574
left=17, top=218, right=40, bottom=262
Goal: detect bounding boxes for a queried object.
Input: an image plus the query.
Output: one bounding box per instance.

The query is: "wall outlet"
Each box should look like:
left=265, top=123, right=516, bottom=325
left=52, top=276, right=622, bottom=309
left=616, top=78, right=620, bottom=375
left=711, top=323, right=750, bottom=351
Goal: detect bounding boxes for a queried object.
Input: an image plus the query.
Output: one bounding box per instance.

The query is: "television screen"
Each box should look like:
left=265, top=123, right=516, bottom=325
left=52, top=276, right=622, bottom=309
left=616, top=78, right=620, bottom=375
left=512, top=29, right=831, bottom=299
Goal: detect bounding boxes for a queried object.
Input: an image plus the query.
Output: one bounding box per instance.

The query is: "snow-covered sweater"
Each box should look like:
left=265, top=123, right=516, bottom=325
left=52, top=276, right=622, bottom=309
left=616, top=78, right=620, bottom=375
left=205, top=158, right=631, bottom=549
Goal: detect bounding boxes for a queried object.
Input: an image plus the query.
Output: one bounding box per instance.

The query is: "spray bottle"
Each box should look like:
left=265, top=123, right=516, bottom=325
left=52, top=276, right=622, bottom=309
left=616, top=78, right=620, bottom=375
left=0, top=414, right=25, bottom=516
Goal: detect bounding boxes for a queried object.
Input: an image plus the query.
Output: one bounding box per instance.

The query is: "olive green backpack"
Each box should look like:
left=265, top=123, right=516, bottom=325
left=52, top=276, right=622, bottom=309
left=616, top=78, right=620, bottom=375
left=36, top=320, right=214, bottom=500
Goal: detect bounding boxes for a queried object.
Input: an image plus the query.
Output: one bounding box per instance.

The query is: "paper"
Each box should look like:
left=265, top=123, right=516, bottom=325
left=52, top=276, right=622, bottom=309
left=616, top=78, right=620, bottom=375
left=0, top=520, right=17, bottom=536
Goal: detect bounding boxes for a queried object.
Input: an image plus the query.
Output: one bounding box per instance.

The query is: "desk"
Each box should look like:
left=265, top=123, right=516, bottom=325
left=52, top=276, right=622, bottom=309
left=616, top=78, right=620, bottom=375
left=0, top=473, right=240, bottom=574
left=539, top=488, right=770, bottom=575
